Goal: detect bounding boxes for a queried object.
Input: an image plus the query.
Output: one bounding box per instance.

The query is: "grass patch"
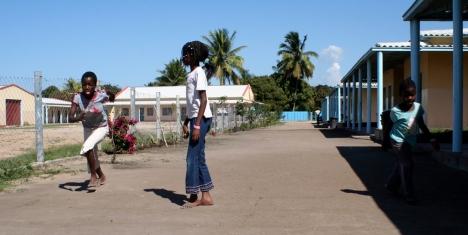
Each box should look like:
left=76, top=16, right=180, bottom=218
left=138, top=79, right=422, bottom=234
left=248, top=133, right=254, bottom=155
left=0, top=144, right=81, bottom=191
left=0, top=181, right=9, bottom=191
left=43, top=144, right=81, bottom=161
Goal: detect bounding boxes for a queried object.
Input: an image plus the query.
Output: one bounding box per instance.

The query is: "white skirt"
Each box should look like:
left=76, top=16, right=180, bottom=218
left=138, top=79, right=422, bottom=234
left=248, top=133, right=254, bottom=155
left=81, top=125, right=108, bottom=171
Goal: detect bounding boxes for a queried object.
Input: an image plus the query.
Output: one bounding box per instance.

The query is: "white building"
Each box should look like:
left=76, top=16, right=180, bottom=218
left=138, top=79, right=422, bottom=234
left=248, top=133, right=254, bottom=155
left=106, top=85, right=255, bottom=122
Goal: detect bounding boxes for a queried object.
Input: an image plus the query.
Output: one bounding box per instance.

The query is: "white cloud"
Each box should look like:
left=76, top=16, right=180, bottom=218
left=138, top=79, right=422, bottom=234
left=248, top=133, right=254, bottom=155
left=319, top=45, right=343, bottom=85
left=326, top=62, right=342, bottom=85
left=322, top=45, right=343, bottom=63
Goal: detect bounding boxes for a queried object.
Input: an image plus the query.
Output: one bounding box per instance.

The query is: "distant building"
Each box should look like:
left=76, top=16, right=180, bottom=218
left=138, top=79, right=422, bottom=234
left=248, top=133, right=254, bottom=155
left=106, top=85, right=255, bottom=122
left=0, top=84, right=71, bottom=127
left=324, top=29, right=468, bottom=133
left=0, top=84, right=35, bottom=126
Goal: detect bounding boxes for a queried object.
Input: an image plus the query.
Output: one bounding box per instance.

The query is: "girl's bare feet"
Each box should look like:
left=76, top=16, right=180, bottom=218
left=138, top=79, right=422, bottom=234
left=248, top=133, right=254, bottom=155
left=181, top=199, right=214, bottom=209
left=181, top=200, right=202, bottom=209
left=188, top=194, right=198, bottom=203
left=200, top=199, right=214, bottom=206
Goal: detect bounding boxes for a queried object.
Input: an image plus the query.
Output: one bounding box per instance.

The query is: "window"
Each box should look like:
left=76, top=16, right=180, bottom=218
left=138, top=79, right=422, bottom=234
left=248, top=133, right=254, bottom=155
left=162, top=107, right=172, bottom=116
left=147, top=107, right=154, bottom=116
left=121, top=108, right=129, bottom=116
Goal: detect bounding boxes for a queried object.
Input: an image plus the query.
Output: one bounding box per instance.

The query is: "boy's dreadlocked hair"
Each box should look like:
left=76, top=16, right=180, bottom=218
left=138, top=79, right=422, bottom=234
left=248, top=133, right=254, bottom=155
left=182, top=41, right=214, bottom=78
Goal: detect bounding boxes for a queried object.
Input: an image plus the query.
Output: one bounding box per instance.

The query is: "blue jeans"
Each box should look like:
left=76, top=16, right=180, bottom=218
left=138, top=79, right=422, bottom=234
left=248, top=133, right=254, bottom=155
left=186, top=117, right=214, bottom=194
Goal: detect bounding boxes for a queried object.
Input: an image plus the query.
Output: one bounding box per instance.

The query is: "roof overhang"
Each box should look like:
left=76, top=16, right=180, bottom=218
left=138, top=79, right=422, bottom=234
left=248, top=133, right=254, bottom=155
left=403, top=0, right=468, bottom=21
left=340, top=46, right=468, bottom=82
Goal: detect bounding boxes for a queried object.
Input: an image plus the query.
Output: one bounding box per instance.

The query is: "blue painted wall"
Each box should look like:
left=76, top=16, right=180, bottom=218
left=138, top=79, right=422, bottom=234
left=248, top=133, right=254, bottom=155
left=281, top=111, right=313, bottom=122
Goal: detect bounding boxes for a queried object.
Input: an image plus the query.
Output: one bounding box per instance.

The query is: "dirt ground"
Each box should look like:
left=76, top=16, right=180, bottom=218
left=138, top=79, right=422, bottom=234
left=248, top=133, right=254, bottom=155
left=1, top=122, right=468, bottom=234
left=0, top=122, right=176, bottom=159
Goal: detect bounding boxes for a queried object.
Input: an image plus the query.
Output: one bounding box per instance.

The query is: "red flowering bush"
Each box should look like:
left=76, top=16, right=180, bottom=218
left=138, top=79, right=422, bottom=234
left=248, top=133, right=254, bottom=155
left=108, top=116, right=138, bottom=154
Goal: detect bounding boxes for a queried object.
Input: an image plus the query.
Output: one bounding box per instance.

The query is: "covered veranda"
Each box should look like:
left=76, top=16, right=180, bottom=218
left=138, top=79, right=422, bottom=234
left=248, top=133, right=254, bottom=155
left=404, top=0, right=468, bottom=153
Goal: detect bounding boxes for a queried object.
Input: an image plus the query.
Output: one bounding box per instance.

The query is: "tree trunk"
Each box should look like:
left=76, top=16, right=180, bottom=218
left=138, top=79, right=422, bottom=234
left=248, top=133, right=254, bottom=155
left=292, top=79, right=298, bottom=111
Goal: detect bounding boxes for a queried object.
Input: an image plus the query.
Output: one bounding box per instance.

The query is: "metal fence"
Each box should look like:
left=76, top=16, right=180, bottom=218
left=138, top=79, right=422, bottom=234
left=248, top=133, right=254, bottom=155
left=127, top=89, right=251, bottom=146
left=0, top=72, right=253, bottom=162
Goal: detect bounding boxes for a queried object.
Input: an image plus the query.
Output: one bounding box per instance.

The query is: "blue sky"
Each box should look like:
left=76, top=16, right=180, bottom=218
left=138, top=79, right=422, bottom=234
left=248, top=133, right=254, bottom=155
left=0, top=0, right=452, bottom=88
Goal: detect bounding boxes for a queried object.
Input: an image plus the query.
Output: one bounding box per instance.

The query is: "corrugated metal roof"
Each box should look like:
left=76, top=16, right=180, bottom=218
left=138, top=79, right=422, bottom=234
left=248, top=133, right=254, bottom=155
left=420, top=29, right=468, bottom=37
left=116, top=85, right=251, bottom=100
left=375, top=41, right=468, bottom=48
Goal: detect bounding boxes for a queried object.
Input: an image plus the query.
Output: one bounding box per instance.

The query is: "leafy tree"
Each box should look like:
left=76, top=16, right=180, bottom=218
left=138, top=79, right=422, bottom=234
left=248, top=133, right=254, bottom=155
left=243, top=75, right=288, bottom=113
left=101, top=83, right=122, bottom=94
left=277, top=31, right=318, bottom=111
left=312, top=85, right=333, bottom=111
left=63, top=78, right=81, bottom=93
left=42, top=85, right=60, bottom=98
left=203, top=28, right=246, bottom=85
left=147, top=59, right=186, bottom=86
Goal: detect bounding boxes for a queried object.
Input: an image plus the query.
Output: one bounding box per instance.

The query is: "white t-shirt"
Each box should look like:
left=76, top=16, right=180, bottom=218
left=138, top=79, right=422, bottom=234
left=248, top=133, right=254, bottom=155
left=186, top=66, right=213, bottom=119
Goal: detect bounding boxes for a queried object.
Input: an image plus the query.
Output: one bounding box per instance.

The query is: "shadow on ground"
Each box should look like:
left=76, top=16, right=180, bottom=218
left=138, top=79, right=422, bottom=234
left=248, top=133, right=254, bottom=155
left=337, top=146, right=468, bottom=234
left=58, top=180, right=95, bottom=193
left=144, top=188, right=188, bottom=206
left=319, top=129, right=352, bottom=138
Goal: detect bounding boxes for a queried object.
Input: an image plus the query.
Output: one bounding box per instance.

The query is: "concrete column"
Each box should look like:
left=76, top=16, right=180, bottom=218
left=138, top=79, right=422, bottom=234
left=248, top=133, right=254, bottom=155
left=366, top=59, right=372, bottom=134
left=358, top=68, right=363, bottom=132
left=59, top=109, right=63, bottom=124
left=326, top=96, right=329, bottom=122
left=452, top=0, right=463, bottom=153
left=347, top=80, right=351, bottom=128
left=343, top=82, right=347, bottom=124
left=352, top=73, right=356, bottom=129
left=411, top=20, right=421, bottom=103
left=377, top=51, right=384, bottom=129
left=337, top=85, right=341, bottom=123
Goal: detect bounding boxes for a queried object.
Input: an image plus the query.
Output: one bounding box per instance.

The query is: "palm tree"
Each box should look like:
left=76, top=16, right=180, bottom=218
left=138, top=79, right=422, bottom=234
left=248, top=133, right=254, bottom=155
left=64, top=78, right=81, bottom=93
left=148, top=59, right=187, bottom=86
left=203, top=28, right=246, bottom=85
left=277, top=31, right=318, bottom=111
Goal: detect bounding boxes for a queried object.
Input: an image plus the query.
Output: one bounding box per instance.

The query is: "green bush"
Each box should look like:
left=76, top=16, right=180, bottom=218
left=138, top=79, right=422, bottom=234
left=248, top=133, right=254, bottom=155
left=135, top=132, right=157, bottom=150
left=101, top=139, right=115, bottom=154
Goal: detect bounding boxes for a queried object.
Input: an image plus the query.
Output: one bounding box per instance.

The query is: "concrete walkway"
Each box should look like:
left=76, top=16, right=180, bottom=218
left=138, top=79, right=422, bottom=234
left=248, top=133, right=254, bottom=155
left=1, top=122, right=468, bottom=234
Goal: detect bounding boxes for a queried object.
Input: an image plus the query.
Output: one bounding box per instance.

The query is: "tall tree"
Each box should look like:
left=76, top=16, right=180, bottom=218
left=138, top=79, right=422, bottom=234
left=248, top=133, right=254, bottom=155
left=245, top=75, right=288, bottom=112
left=312, top=85, right=333, bottom=111
left=147, top=59, right=186, bottom=86
left=277, top=31, right=318, bottom=111
left=42, top=85, right=60, bottom=98
left=63, top=78, right=81, bottom=93
left=203, top=28, right=246, bottom=85
left=101, top=83, right=122, bottom=94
